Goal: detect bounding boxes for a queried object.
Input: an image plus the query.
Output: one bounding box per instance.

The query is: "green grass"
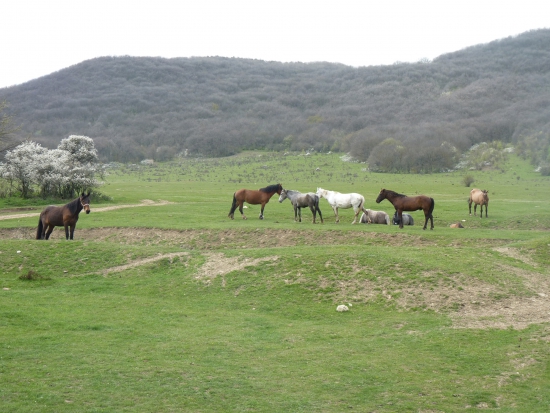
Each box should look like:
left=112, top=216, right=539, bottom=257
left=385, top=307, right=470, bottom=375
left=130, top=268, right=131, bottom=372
left=1, top=151, right=549, bottom=412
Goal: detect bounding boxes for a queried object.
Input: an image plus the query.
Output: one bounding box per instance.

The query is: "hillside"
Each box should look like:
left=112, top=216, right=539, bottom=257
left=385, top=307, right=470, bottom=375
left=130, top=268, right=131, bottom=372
left=1, top=29, right=549, bottom=170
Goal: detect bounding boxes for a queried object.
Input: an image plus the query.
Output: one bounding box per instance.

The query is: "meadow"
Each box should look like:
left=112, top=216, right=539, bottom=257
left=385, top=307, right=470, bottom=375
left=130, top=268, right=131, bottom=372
left=1, top=151, right=549, bottom=412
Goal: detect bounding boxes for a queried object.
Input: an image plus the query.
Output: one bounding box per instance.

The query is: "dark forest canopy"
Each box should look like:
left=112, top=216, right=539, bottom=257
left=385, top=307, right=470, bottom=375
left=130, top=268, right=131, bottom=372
left=1, top=29, right=549, bottom=172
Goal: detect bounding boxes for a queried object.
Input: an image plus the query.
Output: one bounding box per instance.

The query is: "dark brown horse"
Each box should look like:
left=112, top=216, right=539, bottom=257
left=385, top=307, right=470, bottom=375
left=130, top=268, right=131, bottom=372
left=228, top=183, right=283, bottom=220
left=376, top=188, right=434, bottom=230
left=36, top=192, right=91, bottom=240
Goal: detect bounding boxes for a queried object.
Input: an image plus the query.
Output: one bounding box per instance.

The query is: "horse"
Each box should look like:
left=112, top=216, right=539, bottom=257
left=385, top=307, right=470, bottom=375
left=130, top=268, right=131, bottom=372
left=316, top=187, right=367, bottom=224
left=228, top=183, right=283, bottom=220
left=278, top=189, right=323, bottom=223
left=376, top=188, right=434, bottom=230
left=468, top=188, right=489, bottom=218
left=36, top=192, right=91, bottom=240
left=392, top=211, right=414, bottom=226
left=450, top=222, right=464, bottom=228
left=359, top=209, right=390, bottom=225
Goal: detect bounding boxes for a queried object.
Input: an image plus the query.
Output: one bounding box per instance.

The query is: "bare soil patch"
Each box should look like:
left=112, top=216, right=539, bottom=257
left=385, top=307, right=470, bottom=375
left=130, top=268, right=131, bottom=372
left=0, top=199, right=172, bottom=221
left=1, top=225, right=546, bottom=329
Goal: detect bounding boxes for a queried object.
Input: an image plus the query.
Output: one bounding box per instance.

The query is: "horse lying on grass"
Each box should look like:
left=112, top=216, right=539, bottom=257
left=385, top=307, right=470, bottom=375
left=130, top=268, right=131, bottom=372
left=392, top=211, right=414, bottom=226
left=359, top=209, right=390, bottom=225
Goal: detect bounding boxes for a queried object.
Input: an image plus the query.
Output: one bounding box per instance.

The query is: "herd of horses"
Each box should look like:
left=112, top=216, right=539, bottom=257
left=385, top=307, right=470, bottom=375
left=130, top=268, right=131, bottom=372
left=226, top=183, right=490, bottom=231
left=33, top=185, right=489, bottom=241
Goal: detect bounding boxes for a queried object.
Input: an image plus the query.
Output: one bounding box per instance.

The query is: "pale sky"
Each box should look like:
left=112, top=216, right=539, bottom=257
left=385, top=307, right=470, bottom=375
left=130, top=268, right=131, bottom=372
left=2, top=0, right=548, bottom=89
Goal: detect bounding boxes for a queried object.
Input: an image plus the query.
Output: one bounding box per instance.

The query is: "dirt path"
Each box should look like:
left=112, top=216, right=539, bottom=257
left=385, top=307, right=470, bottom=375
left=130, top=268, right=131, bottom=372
left=0, top=199, right=172, bottom=221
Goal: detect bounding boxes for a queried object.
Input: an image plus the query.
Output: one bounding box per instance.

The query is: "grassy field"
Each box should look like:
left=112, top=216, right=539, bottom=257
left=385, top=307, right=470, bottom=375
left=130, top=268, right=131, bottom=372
left=1, top=151, right=549, bottom=412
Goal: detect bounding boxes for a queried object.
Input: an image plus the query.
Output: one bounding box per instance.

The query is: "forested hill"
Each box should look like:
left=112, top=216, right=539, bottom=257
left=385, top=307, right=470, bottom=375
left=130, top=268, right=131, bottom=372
left=1, top=29, right=549, bottom=172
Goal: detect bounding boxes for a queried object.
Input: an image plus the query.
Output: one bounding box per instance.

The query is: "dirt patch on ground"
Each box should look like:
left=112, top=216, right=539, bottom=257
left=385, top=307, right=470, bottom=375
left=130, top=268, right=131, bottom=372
left=195, top=253, right=278, bottom=288
left=0, top=199, right=172, bottom=221
left=1, top=225, right=546, bottom=330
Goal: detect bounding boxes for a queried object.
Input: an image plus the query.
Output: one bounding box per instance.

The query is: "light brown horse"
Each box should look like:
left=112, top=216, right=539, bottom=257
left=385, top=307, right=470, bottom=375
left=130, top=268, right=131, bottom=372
left=36, top=192, right=91, bottom=240
left=468, top=188, right=489, bottom=217
left=359, top=209, right=390, bottom=225
left=376, top=188, right=434, bottom=230
left=228, top=183, right=283, bottom=220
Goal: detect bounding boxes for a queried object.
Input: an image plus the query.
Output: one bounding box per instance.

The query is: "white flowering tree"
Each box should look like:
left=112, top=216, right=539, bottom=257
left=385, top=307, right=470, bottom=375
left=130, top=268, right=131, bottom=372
left=56, top=135, right=101, bottom=197
left=0, top=141, right=46, bottom=198
left=0, top=135, right=102, bottom=198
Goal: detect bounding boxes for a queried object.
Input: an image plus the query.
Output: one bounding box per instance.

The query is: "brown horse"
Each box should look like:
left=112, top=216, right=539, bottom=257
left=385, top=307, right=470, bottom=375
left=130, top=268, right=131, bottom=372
left=228, top=183, right=283, bottom=220
left=468, top=188, right=489, bottom=217
left=36, top=192, right=91, bottom=240
left=376, top=188, right=435, bottom=230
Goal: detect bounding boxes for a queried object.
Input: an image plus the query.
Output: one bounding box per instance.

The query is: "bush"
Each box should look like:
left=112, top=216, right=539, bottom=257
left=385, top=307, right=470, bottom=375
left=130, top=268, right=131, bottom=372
left=462, top=174, right=475, bottom=187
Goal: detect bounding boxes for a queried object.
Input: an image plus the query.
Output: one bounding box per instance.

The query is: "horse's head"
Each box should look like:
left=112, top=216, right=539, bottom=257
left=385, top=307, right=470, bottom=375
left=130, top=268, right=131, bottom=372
left=278, top=189, right=288, bottom=203
left=277, top=183, right=283, bottom=195
left=316, top=187, right=324, bottom=198
left=375, top=189, right=386, bottom=204
left=80, top=192, right=91, bottom=214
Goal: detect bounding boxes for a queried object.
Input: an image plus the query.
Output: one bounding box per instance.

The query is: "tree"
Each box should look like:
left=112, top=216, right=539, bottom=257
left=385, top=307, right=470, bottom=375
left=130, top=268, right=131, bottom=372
left=0, top=141, right=46, bottom=198
left=0, top=136, right=102, bottom=199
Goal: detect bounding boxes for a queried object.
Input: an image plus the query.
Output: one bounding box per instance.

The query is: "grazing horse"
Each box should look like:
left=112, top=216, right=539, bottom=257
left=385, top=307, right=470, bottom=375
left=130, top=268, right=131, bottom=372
left=228, top=183, right=283, bottom=220
left=278, top=189, right=323, bottom=223
left=316, top=187, right=367, bottom=224
left=468, top=188, right=489, bottom=218
left=392, top=211, right=414, bottom=226
left=376, top=188, right=434, bottom=230
left=36, top=192, right=91, bottom=240
left=359, top=209, right=390, bottom=225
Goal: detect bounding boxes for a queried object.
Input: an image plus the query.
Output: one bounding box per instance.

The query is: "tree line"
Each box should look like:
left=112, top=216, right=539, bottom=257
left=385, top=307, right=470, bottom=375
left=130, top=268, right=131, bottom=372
left=1, top=29, right=549, bottom=174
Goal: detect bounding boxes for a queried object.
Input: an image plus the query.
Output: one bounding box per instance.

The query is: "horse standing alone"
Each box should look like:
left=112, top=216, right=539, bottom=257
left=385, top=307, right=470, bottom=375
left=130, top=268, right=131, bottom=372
left=376, top=188, right=434, bottom=230
left=36, top=192, right=91, bottom=240
left=228, top=183, right=283, bottom=220
left=468, top=188, right=489, bottom=218
left=278, top=189, right=323, bottom=223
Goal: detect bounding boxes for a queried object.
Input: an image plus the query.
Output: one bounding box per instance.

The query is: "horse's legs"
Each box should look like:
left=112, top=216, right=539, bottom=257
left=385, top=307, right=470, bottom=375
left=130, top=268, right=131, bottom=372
left=45, top=225, right=54, bottom=240
left=294, top=205, right=299, bottom=222
left=351, top=207, right=362, bottom=224
left=297, top=206, right=302, bottom=222
left=69, top=224, right=76, bottom=240
left=236, top=201, right=247, bottom=219
left=484, top=204, right=488, bottom=218
left=309, top=205, right=316, bottom=223
left=398, top=210, right=404, bottom=229
left=468, top=200, right=472, bottom=215
left=64, top=224, right=70, bottom=240
left=473, top=204, right=478, bottom=216
left=259, top=203, right=265, bottom=220
left=317, top=206, right=323, bottom=224
left=332, top=207, right=339, bottom=223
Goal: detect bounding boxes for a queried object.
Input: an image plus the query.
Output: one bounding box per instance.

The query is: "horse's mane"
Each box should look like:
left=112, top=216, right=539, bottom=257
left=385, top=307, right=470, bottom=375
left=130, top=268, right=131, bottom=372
left=65, top=196, right=83, bottom=215
left=386, top=189, right=407, bottom=198
left=259, top=183, right=282, bottom=193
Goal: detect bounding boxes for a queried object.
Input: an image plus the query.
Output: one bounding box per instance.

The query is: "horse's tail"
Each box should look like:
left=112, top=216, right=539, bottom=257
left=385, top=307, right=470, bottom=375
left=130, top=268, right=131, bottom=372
left=429, top=198, right=435, bottom=216
left=36, top=218, right=43, bottom=240
left=360, top=197, right=368, bottom=214
left=228, top=193, right=237, bottom=217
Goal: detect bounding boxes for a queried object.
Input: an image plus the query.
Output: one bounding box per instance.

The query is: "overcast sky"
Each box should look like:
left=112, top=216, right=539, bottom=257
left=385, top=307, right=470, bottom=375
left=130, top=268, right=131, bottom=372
left=2, top=0, right=548, bottom=89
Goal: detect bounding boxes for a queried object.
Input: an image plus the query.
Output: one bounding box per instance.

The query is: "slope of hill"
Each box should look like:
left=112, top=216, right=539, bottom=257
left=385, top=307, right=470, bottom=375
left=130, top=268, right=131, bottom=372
left=1, top=29, right=549, bottom=171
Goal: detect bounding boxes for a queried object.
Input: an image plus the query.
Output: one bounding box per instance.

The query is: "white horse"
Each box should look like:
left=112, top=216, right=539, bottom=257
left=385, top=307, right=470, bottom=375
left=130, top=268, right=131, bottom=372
left=316, top=187, right=367, bottom=224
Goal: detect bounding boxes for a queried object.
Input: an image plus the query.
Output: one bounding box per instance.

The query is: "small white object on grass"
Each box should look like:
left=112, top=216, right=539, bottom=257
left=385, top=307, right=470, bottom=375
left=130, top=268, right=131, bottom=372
left=336, top=305, right=349, bottom=312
